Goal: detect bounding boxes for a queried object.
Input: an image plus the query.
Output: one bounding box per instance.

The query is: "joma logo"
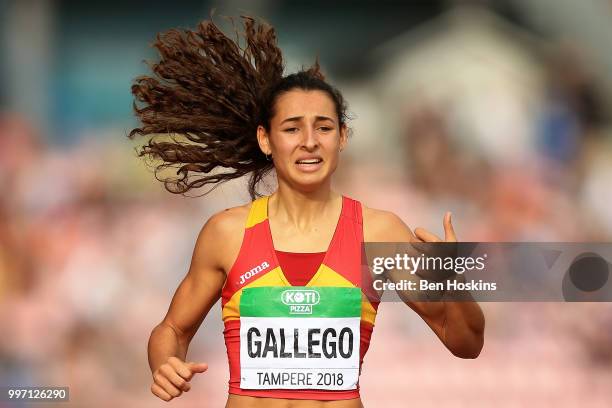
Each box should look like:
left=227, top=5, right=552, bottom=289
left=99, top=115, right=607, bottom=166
left=239, top=261, right=270, bottom=284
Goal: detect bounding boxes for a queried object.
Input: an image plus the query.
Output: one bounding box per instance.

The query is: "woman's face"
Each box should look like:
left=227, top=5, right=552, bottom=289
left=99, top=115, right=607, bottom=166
left=257, top=89, right=348, bottom=192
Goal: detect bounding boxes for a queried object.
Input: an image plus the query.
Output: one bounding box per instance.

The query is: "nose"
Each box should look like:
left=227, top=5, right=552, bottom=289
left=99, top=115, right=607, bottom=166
left=301, top=125, right=319, bottom=150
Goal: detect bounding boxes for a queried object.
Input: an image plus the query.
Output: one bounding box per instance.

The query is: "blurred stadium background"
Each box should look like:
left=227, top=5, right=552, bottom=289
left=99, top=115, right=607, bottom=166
left=1, top=0, right=612, bottom=406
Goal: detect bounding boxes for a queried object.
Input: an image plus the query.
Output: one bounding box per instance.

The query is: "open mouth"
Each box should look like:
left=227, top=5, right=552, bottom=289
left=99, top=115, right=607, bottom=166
left=295, top=158, right=323, bottom=164
left=295, top=157, right=324, bottom=172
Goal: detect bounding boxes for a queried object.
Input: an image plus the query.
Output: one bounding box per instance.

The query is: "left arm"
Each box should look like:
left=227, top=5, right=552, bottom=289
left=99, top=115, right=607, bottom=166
left=363, top=207, right=485, bottom=358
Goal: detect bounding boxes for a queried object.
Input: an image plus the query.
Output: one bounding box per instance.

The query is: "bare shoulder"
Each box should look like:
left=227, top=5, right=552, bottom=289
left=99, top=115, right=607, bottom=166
left=362, top=204, right=415, bottom=242
left=202, top=202, right=251, bottom=237
left=195, top=202, right=252, bottom=273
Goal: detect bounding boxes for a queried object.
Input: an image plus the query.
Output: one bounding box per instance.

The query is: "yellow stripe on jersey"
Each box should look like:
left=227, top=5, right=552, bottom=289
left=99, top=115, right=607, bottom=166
left=245, top=196, right=268, bottom=228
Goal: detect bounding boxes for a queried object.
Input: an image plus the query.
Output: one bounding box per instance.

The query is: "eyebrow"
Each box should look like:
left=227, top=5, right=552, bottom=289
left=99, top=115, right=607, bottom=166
left=280, top=115, right=336, bottom=125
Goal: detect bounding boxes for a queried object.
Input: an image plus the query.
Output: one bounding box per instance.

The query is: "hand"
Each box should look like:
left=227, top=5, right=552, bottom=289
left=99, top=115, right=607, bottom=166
left=413, top=211, right=457, bottom=243
left=151, top=357, right=208, bottom=401
left=411, top=212, right=460, bottom=297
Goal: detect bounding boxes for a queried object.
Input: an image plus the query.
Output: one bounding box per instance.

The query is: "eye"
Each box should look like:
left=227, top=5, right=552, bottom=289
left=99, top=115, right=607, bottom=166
left=283, top=127, right=299, bottom=133
left=318, top=126, right=333, bottom=132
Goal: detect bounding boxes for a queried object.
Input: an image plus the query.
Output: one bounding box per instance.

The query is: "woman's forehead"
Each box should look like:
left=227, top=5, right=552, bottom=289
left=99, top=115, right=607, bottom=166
left=273, top=89, right=336, bottom=120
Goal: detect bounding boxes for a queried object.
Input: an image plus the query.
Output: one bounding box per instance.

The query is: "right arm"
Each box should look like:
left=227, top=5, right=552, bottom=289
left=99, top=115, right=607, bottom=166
left=148, top=207, right=246, bottom=401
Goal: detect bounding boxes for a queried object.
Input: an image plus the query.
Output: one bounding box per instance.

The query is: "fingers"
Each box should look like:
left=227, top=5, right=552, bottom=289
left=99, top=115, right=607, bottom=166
left=413, top=211, right=458, bottom=243
left=160, top=363, right=190, bottom=392
left=151, top=382, right=173, bottom=402
left=168, top=356, right=195, bottom=382
left=413, top=227, right=442, bottom=243
left=151, top=357, right=208, bottom=401
left=186, top=361, right=209, bottom=374
left=443, top=211, right=457, bottom=242
left=153, top=371, right=182, bottom=400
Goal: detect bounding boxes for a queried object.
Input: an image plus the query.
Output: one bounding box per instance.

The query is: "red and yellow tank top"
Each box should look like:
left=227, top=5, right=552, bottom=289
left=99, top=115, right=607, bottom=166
left=221, top=194, right=379, bottom=400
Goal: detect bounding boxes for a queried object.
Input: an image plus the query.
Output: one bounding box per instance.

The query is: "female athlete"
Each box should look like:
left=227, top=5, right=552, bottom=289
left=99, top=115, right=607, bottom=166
left=129, top=15, right=485, bottom=408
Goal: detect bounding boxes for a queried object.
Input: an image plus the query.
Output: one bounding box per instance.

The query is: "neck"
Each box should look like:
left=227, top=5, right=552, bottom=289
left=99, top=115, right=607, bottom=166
left=269, top=185, right=341, bottom=231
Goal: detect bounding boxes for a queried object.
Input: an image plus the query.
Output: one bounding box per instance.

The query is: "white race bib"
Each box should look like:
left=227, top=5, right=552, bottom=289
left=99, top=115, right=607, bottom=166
left=239, top=287, right=362, bottom=390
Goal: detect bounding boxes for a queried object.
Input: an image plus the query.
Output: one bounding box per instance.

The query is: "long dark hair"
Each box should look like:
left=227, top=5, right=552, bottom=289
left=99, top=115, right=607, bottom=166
left=128, top=14, right=349, bottom=199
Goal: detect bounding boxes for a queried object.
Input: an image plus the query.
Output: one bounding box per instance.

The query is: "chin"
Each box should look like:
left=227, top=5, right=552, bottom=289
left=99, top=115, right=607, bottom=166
left=294, top=178, right=327, bottom=192
left=288, top=173, right=330, bottom=192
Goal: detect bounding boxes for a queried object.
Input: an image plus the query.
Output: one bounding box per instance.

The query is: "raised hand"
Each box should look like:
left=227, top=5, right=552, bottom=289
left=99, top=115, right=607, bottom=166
left=413, top=211, right=457, bottom=243
left=410, top=212, right=460, bottom=295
